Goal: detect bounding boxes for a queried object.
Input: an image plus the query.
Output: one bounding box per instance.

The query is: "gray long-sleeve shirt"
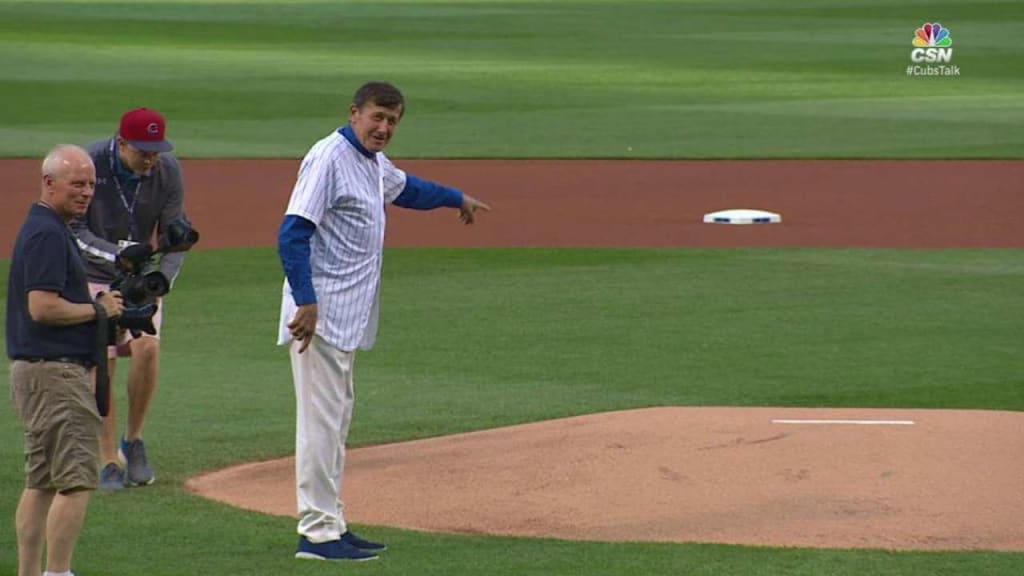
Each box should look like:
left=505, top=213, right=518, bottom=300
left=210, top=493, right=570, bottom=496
left=72, top=138, right=188, bottom=285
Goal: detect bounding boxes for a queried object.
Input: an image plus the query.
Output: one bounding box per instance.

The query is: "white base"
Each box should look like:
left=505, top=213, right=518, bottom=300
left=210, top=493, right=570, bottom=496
left=703, top=209, right=781, bottom=225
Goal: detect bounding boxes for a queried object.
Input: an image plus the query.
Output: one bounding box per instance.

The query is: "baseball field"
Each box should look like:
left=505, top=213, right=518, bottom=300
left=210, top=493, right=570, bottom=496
left=2, top=1, right=1023, bottom=575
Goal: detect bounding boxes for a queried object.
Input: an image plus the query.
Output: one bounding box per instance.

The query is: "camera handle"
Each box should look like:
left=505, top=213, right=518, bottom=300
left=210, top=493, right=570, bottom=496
left=92, top=297, right=111, bottom=417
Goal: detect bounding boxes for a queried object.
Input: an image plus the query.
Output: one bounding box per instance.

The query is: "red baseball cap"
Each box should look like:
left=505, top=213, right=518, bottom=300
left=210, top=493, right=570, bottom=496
left=119, top=107, right=174, bottom=153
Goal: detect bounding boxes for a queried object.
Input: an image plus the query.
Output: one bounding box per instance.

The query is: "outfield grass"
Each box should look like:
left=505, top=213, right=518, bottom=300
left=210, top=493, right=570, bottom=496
left=2, top=0, right=1022, bottom=573
left=0, top=0, right=1022, bottom=158
left=2, top=248, right=1023, bottom=574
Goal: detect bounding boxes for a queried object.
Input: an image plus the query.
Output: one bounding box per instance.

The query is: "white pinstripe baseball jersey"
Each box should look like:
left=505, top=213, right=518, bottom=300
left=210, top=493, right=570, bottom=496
left=277, top=130, right=407, bottom=351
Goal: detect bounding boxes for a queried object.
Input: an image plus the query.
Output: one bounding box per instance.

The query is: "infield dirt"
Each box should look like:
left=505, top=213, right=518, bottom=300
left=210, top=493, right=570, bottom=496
left=3, top=158, right=1022, bottom=550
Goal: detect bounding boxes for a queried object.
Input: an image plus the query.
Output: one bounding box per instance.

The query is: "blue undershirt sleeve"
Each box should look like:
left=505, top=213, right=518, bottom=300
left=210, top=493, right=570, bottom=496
left=393, top=174, right=464, bottom=210
left=278, top=215, right=317, bottom=306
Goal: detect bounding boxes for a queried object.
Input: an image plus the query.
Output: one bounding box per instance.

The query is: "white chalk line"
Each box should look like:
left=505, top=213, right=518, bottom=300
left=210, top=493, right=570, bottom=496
left=772, top=419, right=915, bottom=426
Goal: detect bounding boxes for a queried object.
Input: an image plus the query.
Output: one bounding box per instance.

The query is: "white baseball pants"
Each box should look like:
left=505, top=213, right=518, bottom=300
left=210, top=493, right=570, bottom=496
left=290, top=335, right=355, bottom=543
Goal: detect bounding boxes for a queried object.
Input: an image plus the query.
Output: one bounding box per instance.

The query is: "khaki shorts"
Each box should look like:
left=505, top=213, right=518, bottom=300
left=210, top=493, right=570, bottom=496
left=89, top=281, right=163, bottom=359
left=9, top=360, right=102, bottom=491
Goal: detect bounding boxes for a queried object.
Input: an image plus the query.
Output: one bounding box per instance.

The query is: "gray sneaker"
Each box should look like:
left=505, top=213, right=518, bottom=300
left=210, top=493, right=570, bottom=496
left=99, top=462, right=126, bottom=491
left=120, top=438, right=155, bottom=486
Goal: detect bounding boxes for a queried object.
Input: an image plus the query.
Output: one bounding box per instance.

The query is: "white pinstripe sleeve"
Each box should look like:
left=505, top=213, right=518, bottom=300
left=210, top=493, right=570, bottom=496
left=285, top=140, right=336, bottom=225
left=380, top=154, right=408, bottom=204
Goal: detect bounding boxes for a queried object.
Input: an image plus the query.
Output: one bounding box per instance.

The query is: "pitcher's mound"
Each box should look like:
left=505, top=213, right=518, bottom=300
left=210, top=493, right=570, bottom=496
left=186, top=407, right=1024, bottom=551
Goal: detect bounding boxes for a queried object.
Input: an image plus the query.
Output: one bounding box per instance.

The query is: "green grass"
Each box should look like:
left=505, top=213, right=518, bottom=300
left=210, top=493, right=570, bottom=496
left=0, top=0, right=1022, bottom=158
left=2, top=0, right=1023, bottom=572
left=2, top=247, right=1023, bottom=574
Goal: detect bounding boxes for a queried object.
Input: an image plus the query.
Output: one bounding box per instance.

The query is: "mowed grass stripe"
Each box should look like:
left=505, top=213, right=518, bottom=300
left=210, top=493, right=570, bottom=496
left=0, top=0, right=1021, bottom=157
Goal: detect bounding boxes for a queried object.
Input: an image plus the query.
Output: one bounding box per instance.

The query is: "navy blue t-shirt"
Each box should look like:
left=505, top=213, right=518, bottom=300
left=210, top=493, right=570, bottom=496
left=6, top=203, right=97, bottom=359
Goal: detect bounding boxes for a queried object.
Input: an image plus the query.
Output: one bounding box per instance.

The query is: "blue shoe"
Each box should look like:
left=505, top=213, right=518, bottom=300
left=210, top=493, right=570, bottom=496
left=99, top=462, right=126, bottom=492
left=295, top=536, right=378, bottom=561
left=340, top=531, right=387, bottom=551
left=120, top=437, right=155, bottom=487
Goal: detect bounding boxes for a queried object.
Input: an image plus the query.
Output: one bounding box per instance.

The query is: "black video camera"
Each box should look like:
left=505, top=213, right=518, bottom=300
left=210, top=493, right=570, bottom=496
left=108, top=217, right=200, bottom=338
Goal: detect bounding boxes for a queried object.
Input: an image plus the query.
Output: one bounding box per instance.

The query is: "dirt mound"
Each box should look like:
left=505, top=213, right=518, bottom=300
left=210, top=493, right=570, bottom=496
left=187, top=407, right=1024, bottom=551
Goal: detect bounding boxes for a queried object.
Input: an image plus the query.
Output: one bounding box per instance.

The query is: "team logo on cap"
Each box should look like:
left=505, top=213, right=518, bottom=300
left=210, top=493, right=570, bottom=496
left=147, top=122, right=160, bottom=135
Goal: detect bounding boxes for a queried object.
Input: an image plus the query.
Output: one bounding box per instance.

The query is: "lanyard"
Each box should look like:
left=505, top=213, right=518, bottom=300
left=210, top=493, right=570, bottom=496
left=108, top=138, right=142, bottom=241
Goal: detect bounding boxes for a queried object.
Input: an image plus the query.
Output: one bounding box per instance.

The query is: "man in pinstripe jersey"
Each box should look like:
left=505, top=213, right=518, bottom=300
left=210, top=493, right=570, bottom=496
left=277, top=81, right=490, bottom=562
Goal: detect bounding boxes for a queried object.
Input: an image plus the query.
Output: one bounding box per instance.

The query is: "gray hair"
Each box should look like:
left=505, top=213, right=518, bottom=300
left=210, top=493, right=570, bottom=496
left=41, top=144, right=90, bottom=179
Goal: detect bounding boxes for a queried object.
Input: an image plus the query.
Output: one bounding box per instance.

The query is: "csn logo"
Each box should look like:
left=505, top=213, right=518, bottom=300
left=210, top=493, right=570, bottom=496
left=911, top=22, right=953, bottom=63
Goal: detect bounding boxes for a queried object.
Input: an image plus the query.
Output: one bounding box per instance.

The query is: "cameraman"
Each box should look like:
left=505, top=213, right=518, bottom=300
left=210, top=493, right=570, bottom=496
left=8, top=144, right=124, bottom=576
left=71, top=107, right=190, bottom=491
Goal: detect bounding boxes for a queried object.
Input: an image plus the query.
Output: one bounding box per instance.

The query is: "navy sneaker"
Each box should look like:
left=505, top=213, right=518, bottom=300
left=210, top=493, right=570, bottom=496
left=295, top=535, right=379, bottom=561
left=340, top=531, right=387, bottom=551
left=120, top=437, right=155, bottom=486
left=99, top=462, right=126, bottom=492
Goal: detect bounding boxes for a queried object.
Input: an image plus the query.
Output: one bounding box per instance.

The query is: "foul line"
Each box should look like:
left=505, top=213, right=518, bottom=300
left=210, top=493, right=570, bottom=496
left=772, top=419, right=915, bottom=426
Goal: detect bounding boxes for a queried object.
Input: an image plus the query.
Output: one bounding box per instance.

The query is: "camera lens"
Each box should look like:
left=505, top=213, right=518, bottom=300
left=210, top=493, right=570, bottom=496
left=142, top=271, right=170, bottom=298
left=167, top=218, right=199, bottom=248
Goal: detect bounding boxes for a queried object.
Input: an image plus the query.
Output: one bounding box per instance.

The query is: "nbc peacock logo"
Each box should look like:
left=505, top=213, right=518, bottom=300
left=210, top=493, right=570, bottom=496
left=911, top=22, right=953, bottom=63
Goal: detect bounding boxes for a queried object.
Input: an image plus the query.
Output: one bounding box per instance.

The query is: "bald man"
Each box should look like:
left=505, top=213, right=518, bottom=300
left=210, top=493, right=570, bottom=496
left=6, top=144, right=124, bottom=576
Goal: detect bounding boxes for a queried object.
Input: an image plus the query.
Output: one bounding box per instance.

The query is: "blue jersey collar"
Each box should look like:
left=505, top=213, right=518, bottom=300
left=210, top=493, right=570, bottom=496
left=339, top=125, right=374, bottom=159
left=32, top=201, right=63, bottom=222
